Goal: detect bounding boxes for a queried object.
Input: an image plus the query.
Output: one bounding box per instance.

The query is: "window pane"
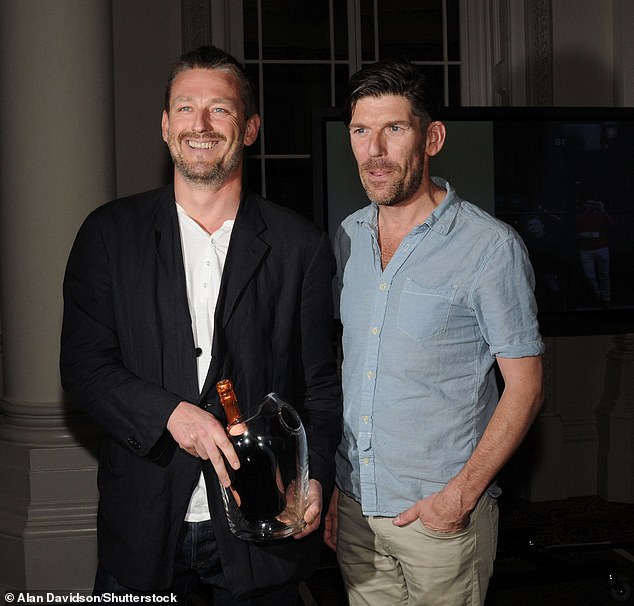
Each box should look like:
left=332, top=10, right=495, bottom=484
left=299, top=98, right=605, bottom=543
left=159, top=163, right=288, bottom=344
left=378, top=0, right=444, bottom=61
left=423, top=65, right=445, bottom=108
left=447, top=0, right=460, bottom=61
left=261, top=0, right=331, bottom=60
left=264, top=159, right=314, bottom=221
left=333, top=0, right=349, bottom=60
left=263, top=64, right=331, bottom=154
left=245, top=158, right=263, bottom=195
left=243, top=0, right=259, bottom=59
left=360, top=0, right=376, bottom=61
left=335, top=64, right=350, bottom=108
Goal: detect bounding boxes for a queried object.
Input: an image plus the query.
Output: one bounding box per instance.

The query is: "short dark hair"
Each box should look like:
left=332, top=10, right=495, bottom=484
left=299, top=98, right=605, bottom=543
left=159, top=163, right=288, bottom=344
left=164, top=45, right=257, bottom=117
left=342, top=59, right=440, bottom=128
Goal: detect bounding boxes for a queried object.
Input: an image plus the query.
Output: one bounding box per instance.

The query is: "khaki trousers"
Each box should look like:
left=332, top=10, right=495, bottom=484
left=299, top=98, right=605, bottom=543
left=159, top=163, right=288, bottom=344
left=336, top=491, right=498, bottom=606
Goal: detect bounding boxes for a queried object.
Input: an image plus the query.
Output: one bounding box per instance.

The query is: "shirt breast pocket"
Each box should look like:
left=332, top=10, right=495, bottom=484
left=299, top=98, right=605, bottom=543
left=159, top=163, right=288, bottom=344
left=397, top=279, right=457, bottom=341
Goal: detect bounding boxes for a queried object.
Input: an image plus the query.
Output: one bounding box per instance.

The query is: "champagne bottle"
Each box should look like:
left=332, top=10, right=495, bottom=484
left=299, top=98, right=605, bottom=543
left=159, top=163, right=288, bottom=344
left=216, top=379, right=286, bottom=522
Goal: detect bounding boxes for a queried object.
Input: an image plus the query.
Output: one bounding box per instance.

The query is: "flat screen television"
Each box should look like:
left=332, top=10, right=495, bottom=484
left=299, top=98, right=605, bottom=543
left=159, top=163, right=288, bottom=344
left=312, top=106, right=634, bottom=336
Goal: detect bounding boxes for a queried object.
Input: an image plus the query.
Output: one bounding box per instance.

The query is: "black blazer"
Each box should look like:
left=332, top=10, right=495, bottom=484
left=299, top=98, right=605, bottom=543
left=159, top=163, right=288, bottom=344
left=60, top=185, right=342, bottom=597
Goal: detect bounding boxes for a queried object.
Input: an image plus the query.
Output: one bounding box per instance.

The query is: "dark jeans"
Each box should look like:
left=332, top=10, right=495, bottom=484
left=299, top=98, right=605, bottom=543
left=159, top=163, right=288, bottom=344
left=94, top=520, right=299, bottom=605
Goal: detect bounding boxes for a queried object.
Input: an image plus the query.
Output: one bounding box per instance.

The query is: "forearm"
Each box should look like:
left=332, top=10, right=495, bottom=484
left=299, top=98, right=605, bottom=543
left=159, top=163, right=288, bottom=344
left=448, top=355, right=544, bottom=510
left=394, top=356, right=544, bottom=530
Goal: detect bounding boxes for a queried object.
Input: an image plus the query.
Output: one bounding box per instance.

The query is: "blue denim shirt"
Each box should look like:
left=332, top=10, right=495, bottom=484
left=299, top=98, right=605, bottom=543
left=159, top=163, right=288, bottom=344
left=334, top=179, right=544, bottom=516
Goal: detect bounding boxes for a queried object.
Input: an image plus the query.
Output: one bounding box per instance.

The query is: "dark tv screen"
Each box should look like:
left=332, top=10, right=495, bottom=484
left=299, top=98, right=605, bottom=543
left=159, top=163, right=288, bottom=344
left=312, top=106, right=634, bottom=336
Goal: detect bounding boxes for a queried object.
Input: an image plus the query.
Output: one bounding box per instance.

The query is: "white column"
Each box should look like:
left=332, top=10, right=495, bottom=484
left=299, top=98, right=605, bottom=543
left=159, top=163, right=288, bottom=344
left=0, top=0, right=115, bottom=592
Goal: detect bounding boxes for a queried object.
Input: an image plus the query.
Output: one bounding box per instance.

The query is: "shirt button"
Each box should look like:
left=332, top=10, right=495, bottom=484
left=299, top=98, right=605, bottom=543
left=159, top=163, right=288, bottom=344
left=379, top=282, right=387, bottom=291
left=362, top=458, right=369, bottom=465
left=366, top=371, right=374, bottom=380
left=362, top=415, right=369, bottom=423
left=371, top=326, right=379, bottom=335
left=127, top=437, right=142, bottom=450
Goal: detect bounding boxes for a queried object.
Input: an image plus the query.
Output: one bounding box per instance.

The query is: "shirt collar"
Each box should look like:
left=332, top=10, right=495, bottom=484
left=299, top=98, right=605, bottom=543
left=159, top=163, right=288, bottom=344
left=355, top=177, right=461, bottom=237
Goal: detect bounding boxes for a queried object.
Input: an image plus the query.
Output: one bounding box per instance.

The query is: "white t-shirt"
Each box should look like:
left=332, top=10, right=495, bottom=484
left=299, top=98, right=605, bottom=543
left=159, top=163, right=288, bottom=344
left=176, top=203, right=234, bottom=522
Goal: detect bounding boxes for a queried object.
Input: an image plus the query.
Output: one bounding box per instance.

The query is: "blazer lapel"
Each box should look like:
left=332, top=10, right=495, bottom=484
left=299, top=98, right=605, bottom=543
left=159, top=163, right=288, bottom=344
left=218, top=191, right=270, bottom=329
left=199, top=192, right=270, bottom=401
left=153, top=186, right=188, bottom=300
left=152, top=185, right=199, bottom=401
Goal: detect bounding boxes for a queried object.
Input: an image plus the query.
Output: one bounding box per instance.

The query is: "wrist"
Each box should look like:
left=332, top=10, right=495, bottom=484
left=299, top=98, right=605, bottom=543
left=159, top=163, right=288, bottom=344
left=445, top=477, right=480, bottom=512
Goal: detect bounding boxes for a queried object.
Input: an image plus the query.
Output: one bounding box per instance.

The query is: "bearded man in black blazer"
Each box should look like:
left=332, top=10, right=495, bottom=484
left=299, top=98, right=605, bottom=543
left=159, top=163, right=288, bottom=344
left=60, top=45, right=342, bottom=604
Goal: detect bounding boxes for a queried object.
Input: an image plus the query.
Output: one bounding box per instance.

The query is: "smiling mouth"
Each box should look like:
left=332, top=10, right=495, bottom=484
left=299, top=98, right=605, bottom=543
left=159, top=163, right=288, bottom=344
left=187, top=140, right=218, bottom=150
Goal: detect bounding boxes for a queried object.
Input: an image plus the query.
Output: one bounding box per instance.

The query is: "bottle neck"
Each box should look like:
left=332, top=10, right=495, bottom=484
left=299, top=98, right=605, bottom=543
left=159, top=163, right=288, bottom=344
left=217, top=379, right=247, bottom=435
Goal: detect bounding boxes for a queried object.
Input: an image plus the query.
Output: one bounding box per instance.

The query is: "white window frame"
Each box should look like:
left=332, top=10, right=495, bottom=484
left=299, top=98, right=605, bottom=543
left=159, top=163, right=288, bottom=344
left=200, top=0, right=548, bottom=196
left=209, top=0, right=508, bottom=105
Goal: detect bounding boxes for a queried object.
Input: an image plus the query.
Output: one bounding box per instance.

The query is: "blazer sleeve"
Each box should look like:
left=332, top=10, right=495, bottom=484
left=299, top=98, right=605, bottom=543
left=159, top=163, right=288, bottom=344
left=60, top=210, right=183, bottom=458
left=296, top=231, right=343, bottom=495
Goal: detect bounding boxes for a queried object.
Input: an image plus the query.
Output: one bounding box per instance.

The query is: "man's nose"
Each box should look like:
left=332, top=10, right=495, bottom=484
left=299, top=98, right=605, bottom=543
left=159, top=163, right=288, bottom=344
left=367, top=131, right=385, bottom=157
left=192, top=108, right=213, bottom=131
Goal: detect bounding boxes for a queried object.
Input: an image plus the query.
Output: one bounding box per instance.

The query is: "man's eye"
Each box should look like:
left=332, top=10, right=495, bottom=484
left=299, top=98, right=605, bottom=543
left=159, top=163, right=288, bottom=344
left=352, top=128, right=367, bottom=135
left=212, top=107, right=228, bottom=113
left=177, top=106, right=192, bottom=112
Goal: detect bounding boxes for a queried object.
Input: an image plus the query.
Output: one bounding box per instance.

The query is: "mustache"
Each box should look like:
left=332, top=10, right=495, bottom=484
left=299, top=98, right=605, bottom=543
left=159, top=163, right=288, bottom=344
left=361, top=159, right=399, bottom=172
left=178, top=131, right=226, bottom=142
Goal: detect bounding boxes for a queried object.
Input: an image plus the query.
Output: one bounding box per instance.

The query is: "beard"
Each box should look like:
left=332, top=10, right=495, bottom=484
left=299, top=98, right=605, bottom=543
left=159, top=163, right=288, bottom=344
left=169, top=131, right=243, bottom=189
left=360, top=159, right=424, bottom=207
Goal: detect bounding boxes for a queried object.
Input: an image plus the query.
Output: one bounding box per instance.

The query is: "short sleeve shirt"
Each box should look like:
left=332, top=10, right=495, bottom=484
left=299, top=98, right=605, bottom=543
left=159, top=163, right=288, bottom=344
left=334, top=179, right=544, bottom=516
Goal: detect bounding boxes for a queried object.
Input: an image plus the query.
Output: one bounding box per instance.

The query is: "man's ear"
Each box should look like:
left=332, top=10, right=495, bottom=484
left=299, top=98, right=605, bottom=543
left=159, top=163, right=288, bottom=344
left=244, top=113, right=261, bottom=146
left=161, top=110, right=169, bottom=143
left=425, top=121, right=446, bottom=157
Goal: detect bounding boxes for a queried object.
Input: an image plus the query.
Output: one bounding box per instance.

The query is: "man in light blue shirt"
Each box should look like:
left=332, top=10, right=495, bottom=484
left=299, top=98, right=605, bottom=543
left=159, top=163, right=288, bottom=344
left=324, top=60, right=544, bottom=606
